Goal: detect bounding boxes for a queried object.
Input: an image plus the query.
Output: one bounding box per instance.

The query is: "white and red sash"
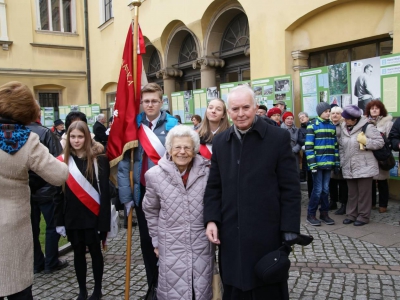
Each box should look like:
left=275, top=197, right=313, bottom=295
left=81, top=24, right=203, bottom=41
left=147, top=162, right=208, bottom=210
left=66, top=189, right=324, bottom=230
left=199, top=143, right=212, bottom=160
left=137, top=124, right=165, bottom=164
left=57, top=155, right=100, bottom=216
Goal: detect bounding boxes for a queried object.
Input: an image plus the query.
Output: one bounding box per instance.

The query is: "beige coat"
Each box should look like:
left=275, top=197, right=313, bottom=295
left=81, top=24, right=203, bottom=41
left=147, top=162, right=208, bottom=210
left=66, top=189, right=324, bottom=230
left=372, top=115, right=393, bottom=180
left=338, top=116, right=384, bottom=179
left=0, top=133, right=69, bottom=296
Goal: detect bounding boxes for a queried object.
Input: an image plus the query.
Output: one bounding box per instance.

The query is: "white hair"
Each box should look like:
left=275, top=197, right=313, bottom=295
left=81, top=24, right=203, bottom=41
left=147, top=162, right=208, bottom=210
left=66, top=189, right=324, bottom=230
left=96, top=114, right=105, bottom=121
left=298, top=111, right=308, bottom=118
left=165, top=125, right=200, bottom=154
left=330, top=106, right=343, bottom=114
left=227, top=85, right=257, bottom=108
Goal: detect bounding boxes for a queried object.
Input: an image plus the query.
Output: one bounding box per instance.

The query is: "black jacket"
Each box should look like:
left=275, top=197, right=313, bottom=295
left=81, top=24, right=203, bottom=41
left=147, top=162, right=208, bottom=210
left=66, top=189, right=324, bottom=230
left=203, top=118, right=301, bottom=291
left=93, top=121, right=108, bottom=146
left=298, top=122, right=309, bottom=146
left=55, top=155, right=110, bottom=232
left=27, top=122, right=63, bottom=202
left=389, top=117, right=400, bottom=151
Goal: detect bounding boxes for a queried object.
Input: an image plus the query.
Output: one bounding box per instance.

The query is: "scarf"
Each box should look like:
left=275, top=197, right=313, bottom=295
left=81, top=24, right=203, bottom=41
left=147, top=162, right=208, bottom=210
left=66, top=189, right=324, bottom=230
left=0, top=122, right=31, bottom=154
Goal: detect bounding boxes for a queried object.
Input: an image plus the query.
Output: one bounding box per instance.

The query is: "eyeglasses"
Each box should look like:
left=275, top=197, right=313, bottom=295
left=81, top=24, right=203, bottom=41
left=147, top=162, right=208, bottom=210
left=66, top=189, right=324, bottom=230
left=172, top=146, right=193, bottom=152
left=141, top=100, right=161, bottom=106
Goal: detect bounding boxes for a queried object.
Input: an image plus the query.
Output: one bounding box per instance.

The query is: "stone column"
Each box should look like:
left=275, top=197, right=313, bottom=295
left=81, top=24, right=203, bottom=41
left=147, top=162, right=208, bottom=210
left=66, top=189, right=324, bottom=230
left=156, top=68, right=183, bottom=111
left=291, top=50, right=309, bottom=125
left=192, top=57, right=225, bottom=88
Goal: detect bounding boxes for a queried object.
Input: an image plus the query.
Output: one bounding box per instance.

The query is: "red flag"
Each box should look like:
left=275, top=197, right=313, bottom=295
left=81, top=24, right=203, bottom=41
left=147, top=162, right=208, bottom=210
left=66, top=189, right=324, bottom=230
left=107, top=24, right=145, bottom=167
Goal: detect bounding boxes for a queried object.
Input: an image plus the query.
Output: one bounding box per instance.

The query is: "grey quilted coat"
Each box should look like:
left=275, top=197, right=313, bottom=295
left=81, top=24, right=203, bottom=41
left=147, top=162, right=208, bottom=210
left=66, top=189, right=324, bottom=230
left=338, top=116, right=384, bottom=179
left=143, top=153, right=214, bottom=300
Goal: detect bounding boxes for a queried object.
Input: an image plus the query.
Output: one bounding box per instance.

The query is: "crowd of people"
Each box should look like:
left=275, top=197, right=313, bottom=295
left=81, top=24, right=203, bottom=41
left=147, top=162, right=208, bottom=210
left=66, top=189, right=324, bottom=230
left=1, top=80, right=400, bottom=300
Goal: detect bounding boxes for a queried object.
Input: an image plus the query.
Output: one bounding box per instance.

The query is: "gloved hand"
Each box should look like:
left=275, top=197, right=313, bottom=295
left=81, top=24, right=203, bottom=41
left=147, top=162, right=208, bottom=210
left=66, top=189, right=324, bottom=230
left=125, top=201, right=134, bottom=215
left=357, top=132, right=367, bottom=145
left=56, top=226, right=66, bottom=237
left=301, top=145, right=305, bottom=151
left=334, top=166, right=340, bottom=175
left=282, top=232, right=299, bottom=244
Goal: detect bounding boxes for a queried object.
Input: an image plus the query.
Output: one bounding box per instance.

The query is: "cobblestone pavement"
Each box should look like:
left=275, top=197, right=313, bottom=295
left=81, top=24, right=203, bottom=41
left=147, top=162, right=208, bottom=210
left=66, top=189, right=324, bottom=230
left=32, top=191, right=400, bottom=299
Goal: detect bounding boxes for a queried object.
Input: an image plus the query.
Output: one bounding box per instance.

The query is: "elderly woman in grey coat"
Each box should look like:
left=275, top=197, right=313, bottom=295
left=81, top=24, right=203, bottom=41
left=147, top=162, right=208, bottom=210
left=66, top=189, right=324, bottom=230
left=143, top=125, right=214, bottom=300
left=339, top=105, right=384, bottom=226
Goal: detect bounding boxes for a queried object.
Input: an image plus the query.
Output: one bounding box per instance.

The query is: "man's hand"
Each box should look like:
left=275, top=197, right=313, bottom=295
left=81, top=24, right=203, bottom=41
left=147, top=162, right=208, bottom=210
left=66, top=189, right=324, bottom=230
left=154, top=247, right=159, bottom=258
left=56, top=226, right=66, bottom=237
left=206, top=222, right=220, bottom=245
left=125, top=201, right=133, bottom=215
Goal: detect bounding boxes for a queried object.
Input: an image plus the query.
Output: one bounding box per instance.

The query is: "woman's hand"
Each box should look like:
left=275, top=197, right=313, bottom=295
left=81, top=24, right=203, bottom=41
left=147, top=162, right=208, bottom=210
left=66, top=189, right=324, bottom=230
left=154, top=247, right=159, bottom=258
left=206, top=222, right=221, bottom=245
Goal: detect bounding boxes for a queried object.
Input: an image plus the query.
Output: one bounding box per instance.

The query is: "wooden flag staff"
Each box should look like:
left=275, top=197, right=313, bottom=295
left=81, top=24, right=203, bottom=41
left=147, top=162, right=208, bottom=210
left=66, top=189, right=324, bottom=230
left=126, top=2, right=142, bottom=299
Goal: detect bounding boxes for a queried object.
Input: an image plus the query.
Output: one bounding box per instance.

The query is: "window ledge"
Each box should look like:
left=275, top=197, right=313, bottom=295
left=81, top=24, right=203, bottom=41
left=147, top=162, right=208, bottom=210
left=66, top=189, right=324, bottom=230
left=0, top=40, right=12, bottom=51
left=98, top=17, right=114, bottom=31
left=35, top=30, right=79, bottom=37
left=30, top=43, right=84, bottom=51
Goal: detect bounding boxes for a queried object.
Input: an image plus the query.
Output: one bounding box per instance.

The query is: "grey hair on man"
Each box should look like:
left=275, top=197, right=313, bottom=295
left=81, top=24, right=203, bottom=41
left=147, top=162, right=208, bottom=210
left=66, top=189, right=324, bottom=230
left=298, top=111, right=308, bottom=118
left=96, top=113, right=105, bottom=121
left=165, top=125, right=200, bottom=154
left=227, top=85, right=256, bottom=108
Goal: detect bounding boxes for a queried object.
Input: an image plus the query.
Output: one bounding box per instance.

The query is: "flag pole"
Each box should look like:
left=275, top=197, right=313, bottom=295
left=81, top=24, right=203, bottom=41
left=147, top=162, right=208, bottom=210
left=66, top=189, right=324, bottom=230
left=126, top=1, right=142, bottom=300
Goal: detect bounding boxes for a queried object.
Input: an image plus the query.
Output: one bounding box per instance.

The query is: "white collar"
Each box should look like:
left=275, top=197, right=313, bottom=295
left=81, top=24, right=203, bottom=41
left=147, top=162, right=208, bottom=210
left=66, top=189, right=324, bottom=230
left=146, top=113, right=161, bottom=131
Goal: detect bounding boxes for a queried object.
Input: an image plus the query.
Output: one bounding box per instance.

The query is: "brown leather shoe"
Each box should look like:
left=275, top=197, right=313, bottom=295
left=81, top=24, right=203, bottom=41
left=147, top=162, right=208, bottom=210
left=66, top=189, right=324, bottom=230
left=379, top=207, right=387, bottom=213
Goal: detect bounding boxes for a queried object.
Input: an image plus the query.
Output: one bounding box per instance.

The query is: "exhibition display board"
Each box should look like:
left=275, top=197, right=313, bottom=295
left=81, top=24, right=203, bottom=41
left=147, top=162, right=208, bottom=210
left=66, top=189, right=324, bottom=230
left=220, top=81, right=250, bottom=103
left=57, top=104, right=101, bottom=132
left=380, top=53, right=400, bottom=117
left=251, top=75, right=293, bottom=112
left=300, top=63, right=351, bottom=118
left=41, top=107, right=55, bottom=127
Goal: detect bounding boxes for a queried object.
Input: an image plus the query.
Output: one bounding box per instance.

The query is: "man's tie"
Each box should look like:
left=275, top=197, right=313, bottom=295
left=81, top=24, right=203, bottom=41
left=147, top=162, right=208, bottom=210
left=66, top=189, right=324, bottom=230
left=140, top=122, right=152, bottom=186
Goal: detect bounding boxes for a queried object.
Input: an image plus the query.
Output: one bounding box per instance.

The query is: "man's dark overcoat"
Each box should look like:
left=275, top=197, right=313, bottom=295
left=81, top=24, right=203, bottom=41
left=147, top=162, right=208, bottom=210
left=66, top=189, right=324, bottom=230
left=204, top=117, right=301, bottom=292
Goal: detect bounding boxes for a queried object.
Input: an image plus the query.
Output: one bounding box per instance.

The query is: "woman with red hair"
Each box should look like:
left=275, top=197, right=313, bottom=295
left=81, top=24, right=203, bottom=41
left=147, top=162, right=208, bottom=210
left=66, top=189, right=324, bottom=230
left=365, top=100, right=393, bottom=213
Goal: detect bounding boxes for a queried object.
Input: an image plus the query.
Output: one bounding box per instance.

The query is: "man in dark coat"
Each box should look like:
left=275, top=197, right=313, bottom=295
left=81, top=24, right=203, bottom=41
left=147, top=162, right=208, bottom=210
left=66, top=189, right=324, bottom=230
left=93, top=114, right=108, bottom=146
left=204, top=85, right=301, bottom=300
left=28, top=112, right=68, bottom=274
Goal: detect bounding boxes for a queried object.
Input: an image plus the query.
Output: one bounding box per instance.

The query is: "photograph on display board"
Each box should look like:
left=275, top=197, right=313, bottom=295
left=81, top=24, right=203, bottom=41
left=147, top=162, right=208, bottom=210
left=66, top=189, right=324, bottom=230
left=319, top=91, right=328, bottom=103
left=184, top=101, right=190, bottom=113
left=70, top=105, right=79, bottom=112
left=275, top=80, right=290, bottom=92
left=342, top=94, right=352, bottom=107
left=302, top=75, right=317, bottom=94
left=328, top=63, right=348, bottom=95
left=351, top=57, right=381, bottom=112
left=163, top=96, right=169, bottom=105
left=184, top=90, right=192, bottom=100
left=253, top=86, right=262, bottom=96
left=206, top=87, right=218, bottom=99
left=263, top=85, right=273, bottom=95
left=329, top=95, right=342, bottom=107
left=275, top=93, right=286, bottom=101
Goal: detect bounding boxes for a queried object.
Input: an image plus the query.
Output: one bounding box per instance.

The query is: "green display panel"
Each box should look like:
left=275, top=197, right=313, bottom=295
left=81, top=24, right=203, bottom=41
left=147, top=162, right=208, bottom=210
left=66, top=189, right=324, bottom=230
left=300, top=63, right=350, bottom=118
left=220, top=81, right=251, bottom=104
left=171, top=91, right=194, bottom=124
left=42, top=107, right=55, bottom=127
left=56, top=104, right=101, bottom=132
left=381, top=53, right=400, bottom=117
left=251, top=75, right=293, bottom=112
left=193, top=88, right=211, bottom=120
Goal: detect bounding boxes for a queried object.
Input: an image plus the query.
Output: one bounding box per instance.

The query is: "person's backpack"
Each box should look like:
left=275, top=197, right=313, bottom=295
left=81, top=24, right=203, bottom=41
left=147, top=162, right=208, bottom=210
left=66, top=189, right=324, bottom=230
left=362, top=123, right=395, bottom=171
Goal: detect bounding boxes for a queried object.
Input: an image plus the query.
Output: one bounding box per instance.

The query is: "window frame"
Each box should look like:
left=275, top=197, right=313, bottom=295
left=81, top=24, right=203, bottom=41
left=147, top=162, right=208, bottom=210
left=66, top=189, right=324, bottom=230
left=35, top=0, right=77, bottom=33
left=99, top=0, right=113, bottom=26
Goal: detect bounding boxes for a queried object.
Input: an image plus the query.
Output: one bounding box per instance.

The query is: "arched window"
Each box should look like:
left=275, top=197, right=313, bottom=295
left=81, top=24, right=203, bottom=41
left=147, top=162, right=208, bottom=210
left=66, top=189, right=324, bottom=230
left=148, top=50, right=161, bottom=74
left=220, top=13, right=249, bottom=54
left=178, top=34, right=198, bottom=64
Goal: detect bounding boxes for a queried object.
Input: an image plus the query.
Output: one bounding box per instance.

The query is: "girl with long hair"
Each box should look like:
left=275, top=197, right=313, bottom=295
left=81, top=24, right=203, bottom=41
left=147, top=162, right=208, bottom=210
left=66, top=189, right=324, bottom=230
left=55, top=121, right=110, bottom=300
left=197, top=98, right=230, bottom=159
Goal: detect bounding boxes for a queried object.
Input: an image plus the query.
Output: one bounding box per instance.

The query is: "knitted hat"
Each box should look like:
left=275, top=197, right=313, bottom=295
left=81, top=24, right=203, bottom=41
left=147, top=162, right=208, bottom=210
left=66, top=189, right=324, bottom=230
left=267, top=107, right=282, bottom=118
left=342, top=105, right=362, bottom=119
left=54, top=119, right=64, bottom=126
left=316, top=102, right=331, bottom=116
left=282, top=111, right=294, bottom=122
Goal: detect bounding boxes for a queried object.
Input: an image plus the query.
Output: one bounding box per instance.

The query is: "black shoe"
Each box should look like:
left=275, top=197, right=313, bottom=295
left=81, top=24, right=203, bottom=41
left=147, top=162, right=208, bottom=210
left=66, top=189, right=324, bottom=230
left=307, top=216, right=321, bottom=226
left=334, top=205, right=346, bottom=215
left=343, top=219, right=354, bottom=225
left=77, top=290, right=88, bottom=300
left=329, top=201, right=338, bottom=210
left=320, top=213, right=335, bottom=225
left=34, top=264, right=44, bottom=274
left=44, top=259, right=69, bottom=274
left=88, top=291, right=102, bottom=300
left=354, top=220, right=367, bottom=226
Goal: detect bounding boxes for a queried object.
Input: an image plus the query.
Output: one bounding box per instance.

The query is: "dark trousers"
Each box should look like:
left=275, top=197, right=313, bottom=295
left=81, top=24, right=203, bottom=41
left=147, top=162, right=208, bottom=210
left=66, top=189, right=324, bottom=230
left=31, top=200, right=60, bottom=271
left=137, top=184, right=158, bottom=287
left=0, top=285, right=33, bottom=300
left=329, top=178, right=348, bottom=204
left=223, top=282, right=289, bottom=300
left=306, top=171, right=313, bottom=198
left=372, top=179, right=389, bottom=208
